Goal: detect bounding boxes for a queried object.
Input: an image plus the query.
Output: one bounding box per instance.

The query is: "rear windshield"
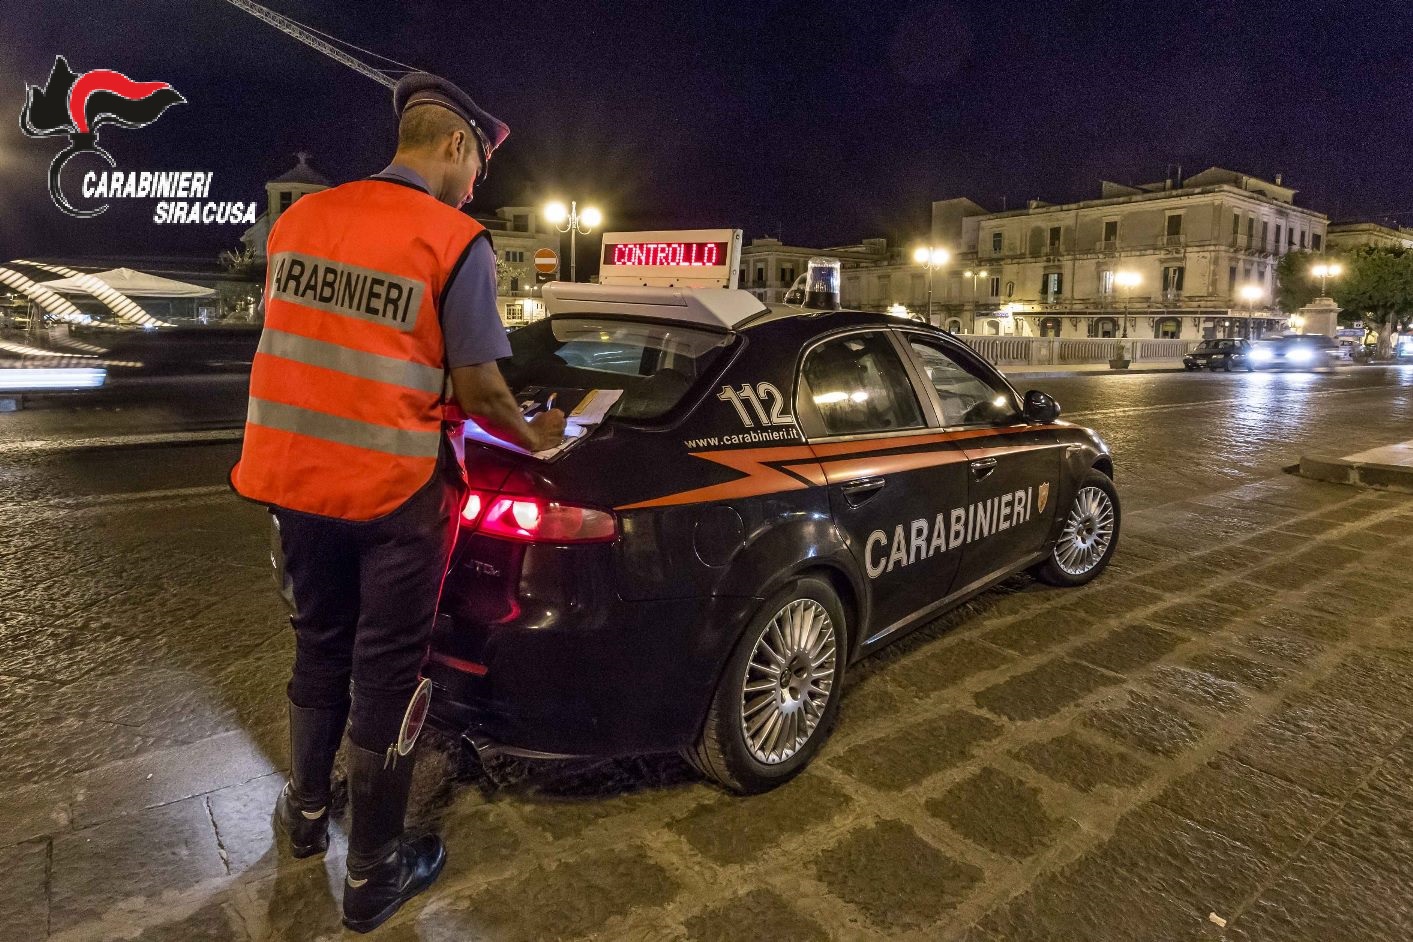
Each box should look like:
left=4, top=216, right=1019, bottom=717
left=1197, top=340, right=1240, bottom=351
left=501, top=317, right=734, bottom=421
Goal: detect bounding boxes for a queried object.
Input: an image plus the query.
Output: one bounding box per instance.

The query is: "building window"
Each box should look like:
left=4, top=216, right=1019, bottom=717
left=780, top=266, right=796, bottom=284
left=1232, top=213, right=1240, bottom=242
left=989, top=276, right=1001, bottom=298
left=754, top=265, right=765, bottom=286
left=1099, top=269, right=1114, bottom=296
left=1228, top=265, right=1238, bottom=295
left=278, top=191, right=293, bottom=214
left=1039, top=316, right=1062, bottom=337
left=1166, top=214, right=1183, bottom=244
left=1156, top=317, right=1181, bottom=339
left=991, top=231, right=1003, bottom=253
left=1289, top=229, right=1296, bottom=248
left=1275, top=224, right=1283, bottom=252
left=1041, top=272, right=1062, bottom=299
left=878, top=274, right=891, bottom=298
left=1261, top=220, right=1269, bottom=248
left=1162, top=266, right=1185, bottom=297
left=1246, top=216, right=1255, bottom=249
left=1300, top=230, right=1308, bottom=249
left=1005, top=280, right=1015, bottom=298
left=513, top=214, right=530, bottom=232
left=1312, top=233, right=1323, bottom=251
left=1048, top=226, right=1062, bottom=249
left=946, top=317, right=963, bottom=333
left=1092, top=317, right=1119, bottom=338
left=509, top=276, right=520, bottom=293
left=1102, top=220, right=1118, bottom=246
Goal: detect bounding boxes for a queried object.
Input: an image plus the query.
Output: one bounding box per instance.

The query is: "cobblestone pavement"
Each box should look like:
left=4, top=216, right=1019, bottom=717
left=1, top=369, right=1411, bottom=941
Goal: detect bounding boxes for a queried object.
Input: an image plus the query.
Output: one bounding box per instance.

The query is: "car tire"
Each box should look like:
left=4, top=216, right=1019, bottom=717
left=686, top=576, right=847, bottom=794
left=1031, top=469, right=1121, bottom=588
left=1223, top=359, right=1234, bottom=372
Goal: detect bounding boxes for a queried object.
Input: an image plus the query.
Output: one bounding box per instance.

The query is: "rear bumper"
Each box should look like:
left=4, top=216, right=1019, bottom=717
left=425, top=541, right=760, bottom=758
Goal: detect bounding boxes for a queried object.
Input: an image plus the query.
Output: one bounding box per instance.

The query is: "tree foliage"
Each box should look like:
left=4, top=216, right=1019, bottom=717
left=1330, top=245, right=1413, bottom=357
left=1274, top=250, right=1325, bottom=312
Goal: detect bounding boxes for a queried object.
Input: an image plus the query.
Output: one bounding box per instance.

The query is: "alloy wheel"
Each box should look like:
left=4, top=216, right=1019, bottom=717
left=1053, top=485, right=1116, bottom=576
left=739, top=598, right=837, bottom=764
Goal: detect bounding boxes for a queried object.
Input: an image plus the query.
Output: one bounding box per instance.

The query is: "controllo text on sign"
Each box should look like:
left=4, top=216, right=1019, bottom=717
left=603, top=241, right=728, bottom=267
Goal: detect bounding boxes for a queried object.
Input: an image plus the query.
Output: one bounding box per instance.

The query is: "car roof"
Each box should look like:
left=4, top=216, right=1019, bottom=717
left=541, top=283, right=767, bottom=331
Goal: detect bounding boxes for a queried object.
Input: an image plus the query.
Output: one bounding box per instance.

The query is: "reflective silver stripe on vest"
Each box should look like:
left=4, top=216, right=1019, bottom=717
left=258, top=328, right=445, bottom=396
left=247, top=397, right=441, bottom=458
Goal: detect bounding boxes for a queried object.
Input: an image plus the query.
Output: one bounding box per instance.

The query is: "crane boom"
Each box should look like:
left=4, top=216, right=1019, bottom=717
left=223, top=0, right=399, bottom=89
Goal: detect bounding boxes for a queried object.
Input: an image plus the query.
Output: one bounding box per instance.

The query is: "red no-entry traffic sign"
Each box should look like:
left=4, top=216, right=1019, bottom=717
left=534, top=248, right=558, bottom=274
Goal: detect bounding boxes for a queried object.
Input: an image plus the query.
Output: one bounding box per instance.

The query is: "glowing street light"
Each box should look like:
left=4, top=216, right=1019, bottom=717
left=961, top=268, right=990, bottom=333
left=1238, top=283, right=1266, bottom=338
left=1311, top=261, right=1343, bottom=297
left=544, top=200, right=602, bottom=283
left=912, top=246, right=950, bottom=324
left=1114, top=270, right=1140, bottom=338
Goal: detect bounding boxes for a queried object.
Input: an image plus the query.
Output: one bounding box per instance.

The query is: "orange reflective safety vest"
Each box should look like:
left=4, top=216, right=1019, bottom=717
left=231, top=178, right=487, bottom=521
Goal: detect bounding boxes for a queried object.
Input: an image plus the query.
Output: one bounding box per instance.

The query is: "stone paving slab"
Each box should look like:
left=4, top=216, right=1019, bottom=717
left=2, top=463, right=1413, bottom=940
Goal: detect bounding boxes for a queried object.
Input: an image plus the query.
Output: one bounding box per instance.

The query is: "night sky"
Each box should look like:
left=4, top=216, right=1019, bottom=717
left=3, top=0, right=1409, bottom=270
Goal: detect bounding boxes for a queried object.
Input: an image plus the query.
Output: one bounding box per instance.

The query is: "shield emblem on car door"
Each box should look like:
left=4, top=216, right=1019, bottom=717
left=1038, top=481, right=1050, bottom=514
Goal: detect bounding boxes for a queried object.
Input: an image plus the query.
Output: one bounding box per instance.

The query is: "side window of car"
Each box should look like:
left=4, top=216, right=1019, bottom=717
left=798, top=332, right=925, bottom=437
left=906, top=337, right=1022, bottom=427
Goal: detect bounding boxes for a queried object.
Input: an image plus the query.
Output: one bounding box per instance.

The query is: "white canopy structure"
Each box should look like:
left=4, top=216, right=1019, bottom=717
left=42, top=267, right=216, bottom=299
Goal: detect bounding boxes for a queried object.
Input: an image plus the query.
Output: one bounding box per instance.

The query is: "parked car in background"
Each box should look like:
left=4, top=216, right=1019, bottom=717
left=1183, top=338, right=1253, bottom=372
left=1249, top=334, right=1342, bottom=371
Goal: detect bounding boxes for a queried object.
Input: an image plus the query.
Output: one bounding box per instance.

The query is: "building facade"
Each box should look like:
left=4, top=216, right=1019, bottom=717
left=740, top=168, right=1328, bottom=341
left=1326, top=221, right=1413, bottom=251
left=934, top=168, right=1328, bottom=339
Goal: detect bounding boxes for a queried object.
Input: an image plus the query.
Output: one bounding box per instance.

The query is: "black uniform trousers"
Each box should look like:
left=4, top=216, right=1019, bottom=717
left=274, top=456, right=464, bottom=753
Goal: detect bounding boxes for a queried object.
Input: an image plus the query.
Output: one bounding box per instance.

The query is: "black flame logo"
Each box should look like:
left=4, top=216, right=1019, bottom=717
left=19, top=56, right=186, bottom=217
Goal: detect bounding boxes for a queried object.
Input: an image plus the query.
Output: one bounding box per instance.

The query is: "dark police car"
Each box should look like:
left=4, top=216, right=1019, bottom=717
left=417, top=282, right=1120, bottom=793
left=1182, top=338, right=1253, bottom=372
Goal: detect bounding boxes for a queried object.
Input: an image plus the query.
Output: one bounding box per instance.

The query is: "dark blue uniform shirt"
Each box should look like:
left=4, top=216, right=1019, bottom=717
left=375, top=164, right=511, bottom=368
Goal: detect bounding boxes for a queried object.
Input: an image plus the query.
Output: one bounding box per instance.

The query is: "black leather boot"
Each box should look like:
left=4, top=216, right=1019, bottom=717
left=273, top=702, right=346, bottom=858
left=341, top=742, right=446, bottom=933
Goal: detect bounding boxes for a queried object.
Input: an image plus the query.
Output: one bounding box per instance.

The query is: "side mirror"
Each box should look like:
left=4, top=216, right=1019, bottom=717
left=1023, top=389, right=1061, bottom=423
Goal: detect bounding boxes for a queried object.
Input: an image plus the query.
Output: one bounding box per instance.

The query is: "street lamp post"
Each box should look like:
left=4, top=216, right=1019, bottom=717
left=543, top=200, right=603, bottom=283
left=911, top=246, right=951, bottom=326
left=1238, top=283, right=1265, bottom=338
left=962, top=268, right=989, bottom=333
left=1311, top=262, right=1343, bottom=298
left=1114, top=270, right=1140, bottom=339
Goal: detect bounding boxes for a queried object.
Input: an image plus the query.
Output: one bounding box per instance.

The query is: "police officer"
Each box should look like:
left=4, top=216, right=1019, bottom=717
left=231, top=73, right=565, bottom=933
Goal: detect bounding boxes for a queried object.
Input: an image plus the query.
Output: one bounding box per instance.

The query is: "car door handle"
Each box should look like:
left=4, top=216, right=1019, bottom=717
left=841, top=476, right=886, bottom=507
left=969, top=457, right=999, bottom=480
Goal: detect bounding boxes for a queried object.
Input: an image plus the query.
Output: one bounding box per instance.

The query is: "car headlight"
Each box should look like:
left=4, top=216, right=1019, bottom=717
left=1251, top=347, right=1273, bottom=362
left=1287, top=347, right=1314, bottom=364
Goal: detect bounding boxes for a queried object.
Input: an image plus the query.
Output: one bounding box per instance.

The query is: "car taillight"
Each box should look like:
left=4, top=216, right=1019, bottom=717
left=461, top=489, right=491, bottom=527
left=460, top=490, right=617, bottom=543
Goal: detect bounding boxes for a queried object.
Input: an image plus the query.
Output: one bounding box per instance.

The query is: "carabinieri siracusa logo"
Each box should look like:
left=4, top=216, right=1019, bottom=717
left=19, top=55, right=185, bottom=218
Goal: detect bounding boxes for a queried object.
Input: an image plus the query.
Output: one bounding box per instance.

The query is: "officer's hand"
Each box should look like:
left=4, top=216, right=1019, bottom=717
left=529, top=409, right=567, bottom=451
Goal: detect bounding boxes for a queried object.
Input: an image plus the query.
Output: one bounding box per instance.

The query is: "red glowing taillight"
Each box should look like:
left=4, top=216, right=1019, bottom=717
left=460, top=489, right=617, bottom=543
